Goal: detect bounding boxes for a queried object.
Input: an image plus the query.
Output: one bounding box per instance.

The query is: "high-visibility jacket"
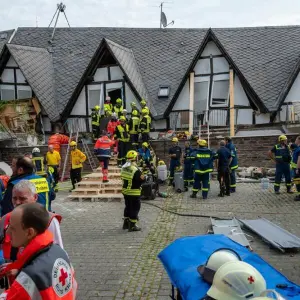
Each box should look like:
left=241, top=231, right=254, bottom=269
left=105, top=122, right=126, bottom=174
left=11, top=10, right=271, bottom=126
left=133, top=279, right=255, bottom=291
left=140, top=106, right=149, bottom=118
left=139, top=115, right=151, bottom=133
left=225, top=141, right=238, bottom=170
left=46, top=150, right=61, bottom=166
left=48, top=134, right=69, bottom=153
left=121, top=165, right=142, bottom=196
left=271, top=144, right=291, bottom=164
left=70, top=149, right=86, bottom=169
left=11, top=174, right=50, bottom=211
left=0, top=230, right=76, bottom=300
left=94, top=136, right=114, bottom=158
left=291, top=146, right=300, bottom=168
left=192, top=147, right=215, bottom=174
left=0, top=212, right=62, bottom=263
left=32, top=155, right=46, bottom=175
left=113, top=105, right=123, bottom=118
left=91, top=111, right=101, bottom=126
left=115, top=124, right=130, bottom=142
left=131, top=108, right=140, bottom=117
left=129, top=116, right=140, bottom=134
left=107, top=120, right=118, bottom=136
left=104, top=103, right=113, bottom=113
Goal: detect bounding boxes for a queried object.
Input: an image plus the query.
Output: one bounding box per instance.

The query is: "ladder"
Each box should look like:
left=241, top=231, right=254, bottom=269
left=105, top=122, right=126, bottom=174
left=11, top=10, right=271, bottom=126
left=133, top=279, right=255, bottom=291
left=81, top=139, right=98, bottom=171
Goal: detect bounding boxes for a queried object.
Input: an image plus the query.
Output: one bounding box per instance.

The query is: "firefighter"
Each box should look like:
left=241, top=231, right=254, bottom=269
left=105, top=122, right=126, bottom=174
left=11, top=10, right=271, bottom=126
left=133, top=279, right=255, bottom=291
left=91, top=105, right=101, bottom=141
left=31, top=147, right=46, bottom=176
left=190, top=139, right=215, bottom=200
left=139, top=108, right=151, bottom=143
left=291, top=136, right=300, bottom=201
left=140, top=99, right=148, bottom=111
left=115, top=116, right=130, bottom=167
left=131, top=102, right=139, bottom=117
left=129, top=110, right=140, bottom=149
left=122, top=109, right=129, bottom=121
left=183, top=141, right=194, bottom=188
left=114, top=98, right=123, bottom=118
left=107, top=113, right=118, bottom=137
left=268, top=135, right=292, bottom=194
left=104, top=96, right=113, bottom=114
left=94, top=132, right=115, bottom=183
left=138, top=142, right=155, bottom=175
left=121, top=150, right=145, bottom=232
left=225, top=137, right=238, bottom=192
left=69, top=141, right=86, bottom=191
left=45, top=144, right=61, bottom=191
left=168, top=137, right=182, bottom=186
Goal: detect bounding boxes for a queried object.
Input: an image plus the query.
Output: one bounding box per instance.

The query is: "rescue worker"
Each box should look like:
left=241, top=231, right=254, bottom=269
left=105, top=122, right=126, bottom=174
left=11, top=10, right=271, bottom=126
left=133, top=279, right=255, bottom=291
left=100, top=108, right=111, bottom=133
left=168, top=137, right=182, bottom=186
left=45, top=144, right=61, bottom=191
left=113, top=98, right=123, bottom=118
left=104, top=96, right=113, bottom=114
left=69, top=141, right=86, bottom=191
left=268, top=135, right=292, bottom=194
left=91, top=105, right=101, bottom=141
left=183, top=141, right=194, bottom=188
left=291, top=136, right=300, bottom=201
left=107, top=112, right=118, bottom=137
left=121, top=150, right=145, bottom=232
left=0, top=203, right=76, bottom=299
left=225, top=137, right=238, bottom=193
left=129, top=110, right=140, bottom=149
left=139, top=108, right=151, bottom=143
left=115, top=116, right=130, bottom=167
left=94, top=132, right=115, bottom=183
left=31, top=147, right=46, bottom=176
left=0, top=175, right=9, bottom=203
left=138, top=142, right=155, bottom=175
left=190, top=139, right=215, bottom=200
left=131, top=102, right=139, bottom=117
left=215, top=140, right=232, bottom=197
left=140, top=99, right=148, bottom=112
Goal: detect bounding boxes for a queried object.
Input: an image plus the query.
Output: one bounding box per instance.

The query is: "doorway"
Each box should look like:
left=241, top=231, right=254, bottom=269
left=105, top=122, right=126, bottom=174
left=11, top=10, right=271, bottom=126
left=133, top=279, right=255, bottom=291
left=108, top=89, right=122, bottom=107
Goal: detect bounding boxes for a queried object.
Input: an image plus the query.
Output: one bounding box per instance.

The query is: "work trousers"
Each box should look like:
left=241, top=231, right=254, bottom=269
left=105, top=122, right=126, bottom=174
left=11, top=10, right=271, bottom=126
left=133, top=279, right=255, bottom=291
left=49, top=165, right=59, bottom=186
left=274, top=163, right=291, bottom=192
left=183, top=161, right=194, bottom=187
left=118, top=141, right=129, bottom=166
left=192, top=173, right=210, bottom=198
left=230, top=169, right=236, bottom=192
left=169, top=159, right=180, bottom=184
left=124, top=195, right=141, bottom=222
left=218, top=167, right=231, bottom=196
left=141, top=132, right=149, bottom=143
left=92, top=125, right=100, bottom=141
left=70, top=167, right=82, bottom=189
left=97, top=157, right=109, bottom=181
left=130, top=134, right=139, bottom=149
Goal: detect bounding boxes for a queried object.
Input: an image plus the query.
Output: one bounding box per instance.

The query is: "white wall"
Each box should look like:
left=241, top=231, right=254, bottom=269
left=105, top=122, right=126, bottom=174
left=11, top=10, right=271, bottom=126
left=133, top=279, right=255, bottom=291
left=255, top=113, right=270, bottom=124
left=201, top=41, right=222, bottom=56
left=6, top=56, right=18, bottom=67
left=42, top=117, right=52, bottom=132
left=237, top=109, right=252, bottom=124
left=153, top=119, right=167, bottom=130
left=213, top=57, right=229, bottom=73
left=71, top=88, right=86, bottom=115
left=234, top=76, right=250, bottom=106
left=285, top=72, right=300, bottom=103
left=124, top=83, right=141, bottom=111
left=110, top=66, right=123, bottom=80
left=173, top=80, right=189, bottom=110
left=94, top=67, right=108, bottom=82
left=1, top=69, right=14, bottom=82
left=194, top=59, right=210, bottom=75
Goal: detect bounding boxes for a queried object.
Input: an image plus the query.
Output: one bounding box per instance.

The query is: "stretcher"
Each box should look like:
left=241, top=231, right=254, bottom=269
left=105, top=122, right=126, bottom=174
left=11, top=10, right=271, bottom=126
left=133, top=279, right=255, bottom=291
left=158, top=234, right=300, bottom=300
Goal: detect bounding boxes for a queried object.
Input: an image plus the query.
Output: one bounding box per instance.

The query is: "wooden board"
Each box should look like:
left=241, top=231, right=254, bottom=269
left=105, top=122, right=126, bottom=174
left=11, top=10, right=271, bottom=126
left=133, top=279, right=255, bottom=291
left=68, top=194, right=123, bottom=202
left=76, top=179, right=122, bottom=188
left=83, top=173, right=121, bottom=180
left=94, top=167, right=120, bottom=173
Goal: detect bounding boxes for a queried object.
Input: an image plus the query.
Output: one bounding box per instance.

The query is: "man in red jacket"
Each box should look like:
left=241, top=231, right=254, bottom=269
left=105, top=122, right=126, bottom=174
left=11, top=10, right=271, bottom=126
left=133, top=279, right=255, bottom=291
left=0, top=203, right=77, bottom=299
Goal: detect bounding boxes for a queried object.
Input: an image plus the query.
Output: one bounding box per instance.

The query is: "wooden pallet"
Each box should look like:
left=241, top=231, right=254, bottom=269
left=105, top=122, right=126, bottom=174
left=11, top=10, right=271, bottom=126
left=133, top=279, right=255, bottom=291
left=93, top=167, right=120, bottom=173
left=68, top=193, right=123, bottom=202
left=76, top=179, right=122, bottom=188
left=83, top=173, right=121, bottom=180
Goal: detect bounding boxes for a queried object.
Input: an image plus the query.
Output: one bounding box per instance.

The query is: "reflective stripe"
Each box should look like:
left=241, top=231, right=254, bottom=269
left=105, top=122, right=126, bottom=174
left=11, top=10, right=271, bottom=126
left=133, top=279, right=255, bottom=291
left=274, top=183, right=280, bottom=186
left=16, top=271, right=42, bottom=299
left=230, top=184, right=237, bottom=187
left=122, top=188, right=141, bottom=196
left=202, top=188, right=209, bottom=191
left=291, top=162, right=297, bottom=168
left=275, top=156, right=282, bottom=158
left=192, top=189, right=199, bottom=192
left=195, top=169, right=213, bottom=174
left=286, top=183, right=292, bottom=186
left=231, top=165, right=238, bottom=170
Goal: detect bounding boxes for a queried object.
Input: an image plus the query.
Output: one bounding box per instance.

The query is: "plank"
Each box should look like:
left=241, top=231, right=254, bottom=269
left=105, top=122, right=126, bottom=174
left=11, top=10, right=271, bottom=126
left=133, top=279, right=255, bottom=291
left=76, top=179, right=122, bottom=188
left=68, top=193, right=123, bottom=202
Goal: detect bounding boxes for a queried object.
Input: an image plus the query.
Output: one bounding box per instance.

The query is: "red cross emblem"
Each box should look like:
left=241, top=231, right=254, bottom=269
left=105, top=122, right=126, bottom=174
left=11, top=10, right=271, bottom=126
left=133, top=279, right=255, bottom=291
left=248, top=276, right=255, bottom=284
left=59, top=268, right=68, bottom=286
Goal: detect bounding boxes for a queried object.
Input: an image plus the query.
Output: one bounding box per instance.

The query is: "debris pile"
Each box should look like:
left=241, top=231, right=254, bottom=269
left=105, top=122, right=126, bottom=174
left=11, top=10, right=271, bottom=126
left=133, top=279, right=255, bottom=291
left=236, top=167, right=276, bottom=183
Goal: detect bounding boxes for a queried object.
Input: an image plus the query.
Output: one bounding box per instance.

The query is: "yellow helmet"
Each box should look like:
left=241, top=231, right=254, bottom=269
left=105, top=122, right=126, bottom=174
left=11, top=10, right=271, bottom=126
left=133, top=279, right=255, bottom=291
left=142, top=142, right=149, bottom=148
left=141, top=99, right=147, bottom=105
left=278, top=135, right=287, bottom=142
left=132, top=110, right=138, bottom=116
left=94, top=105, right=100, bottom=111
left=158, top=160, right=165, bottom=166
left=198, top=139, right=207, bottom=147
left=119, top=116, right=126, bottom=121
left=70, top=141, right=77, bottom=146
left=172, top=137, right=178, bottom=143
left=142, top=108, right=148, bottom=115
left=116, top=98, right=122, bottom=104
left=126, top=150, right=138, bottom=161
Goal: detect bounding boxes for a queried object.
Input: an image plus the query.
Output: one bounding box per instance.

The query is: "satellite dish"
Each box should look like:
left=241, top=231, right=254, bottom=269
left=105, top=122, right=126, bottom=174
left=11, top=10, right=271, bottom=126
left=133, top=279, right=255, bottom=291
left=161, top=12, right=167, bottom=27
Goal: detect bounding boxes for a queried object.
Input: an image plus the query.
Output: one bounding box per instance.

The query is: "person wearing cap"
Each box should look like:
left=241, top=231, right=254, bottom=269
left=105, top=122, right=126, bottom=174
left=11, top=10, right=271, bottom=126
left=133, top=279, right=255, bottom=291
left=168, top=137, right=182, bottom=186
left=268, top=135, right=292, bottom=194
left=115, top=116, right=130, bottom=166
left=129, top=110, right=140, bottom=149
left=190, top=139, right=215, bottom=199
left=131, top=102, right=140, bottom=117
left=183, top=141, right=194, bottom=188
left=31, top=147, right=46, bottom=176
left=104, top=96, right=113, bottom=114
left=139, top=108, right=151, bottom=143
left=113, top=98, right=123, bottom=118
left=91, top=105, right=101, bottom=141
left=69, top=141, right=86, bottom=191
left=224, top=137, right=238, bottom=193
left=122, top=109, right=129, bottom=121
left=138, top=142, right=155, bottom=175
left=121, top=150, right=145, bottom=232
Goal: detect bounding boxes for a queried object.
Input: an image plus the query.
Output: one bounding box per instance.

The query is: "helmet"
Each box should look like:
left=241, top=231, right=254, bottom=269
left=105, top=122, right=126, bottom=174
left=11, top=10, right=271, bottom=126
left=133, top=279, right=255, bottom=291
left=141, top=99, right=147, bottom=105
left=142, top=142, right=149, bottom=148
left=132, top=110, right=138, bottom=116
left=119, top=116, right=126, bottom=121
left=172, top=137, right=178, bottom=143
left=105, top=96, right=111, bottom=101
left=32, top=147, right=40, bottom=154
left=198, top=139, right=207, bottom=147
left=131, top=102, right=136, bottom=107
left=111, top=112, right=117, bottom=118
left=94, top=105, right=100, bottom=111
left=126, top=150, right=138, bottom=161
left=142, top=108, right=148, bottom=115
left=158, top=160, right=165, bottom=166
left=206, top=261, right=266, bottom=300
left=198, top=249, right=242, bottom=284
left=70, top=141, right=77, bottom=146
left=278, top=135, right=287, bottom=142
left=116, top=98, right=122, bottom=104
left=123, top=109, right=127, bottom=113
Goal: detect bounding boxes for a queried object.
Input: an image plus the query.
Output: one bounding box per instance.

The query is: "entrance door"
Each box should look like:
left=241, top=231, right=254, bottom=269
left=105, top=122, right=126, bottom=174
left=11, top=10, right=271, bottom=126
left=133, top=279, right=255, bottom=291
left=108, top=89, right=122, bottom=107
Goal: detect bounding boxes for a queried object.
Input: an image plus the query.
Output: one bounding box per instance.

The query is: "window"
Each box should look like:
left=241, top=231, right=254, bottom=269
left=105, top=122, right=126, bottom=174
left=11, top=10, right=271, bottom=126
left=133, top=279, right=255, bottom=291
left=158, top=86, right=170, bottom=97
left=0, top=86, right=14, bottom=100
left=89, top=89, right=101, bottom=110
left=211, top=79, right=229, bottom=106
left=194, top=81, right=209, bottom=113
left=17, top=87, right=32, bottom=99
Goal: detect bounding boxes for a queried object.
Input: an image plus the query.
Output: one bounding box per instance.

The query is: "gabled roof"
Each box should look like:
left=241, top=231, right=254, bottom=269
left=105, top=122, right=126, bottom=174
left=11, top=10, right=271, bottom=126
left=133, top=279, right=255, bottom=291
left=0, top=30, right=14, bottom=54
left=6, top=44, right=58, bottom=121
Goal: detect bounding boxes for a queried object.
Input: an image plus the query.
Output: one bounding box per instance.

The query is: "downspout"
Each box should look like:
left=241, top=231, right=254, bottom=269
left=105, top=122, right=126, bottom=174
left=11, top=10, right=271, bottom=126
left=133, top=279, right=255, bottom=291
left=189, top=72, right=195, bottom=134
left=229, top=69, right=235, bottom=137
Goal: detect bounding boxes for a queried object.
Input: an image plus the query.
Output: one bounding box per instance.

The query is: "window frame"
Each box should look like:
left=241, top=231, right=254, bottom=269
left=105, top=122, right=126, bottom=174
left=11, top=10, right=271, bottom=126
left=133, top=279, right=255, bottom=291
left=17, top=85, right=32, bottom=100
left=158, top=85, right=170, bottom=98
left=210, top=74, right=230, bottom=108
left=0, top=85, right=15, bottom=101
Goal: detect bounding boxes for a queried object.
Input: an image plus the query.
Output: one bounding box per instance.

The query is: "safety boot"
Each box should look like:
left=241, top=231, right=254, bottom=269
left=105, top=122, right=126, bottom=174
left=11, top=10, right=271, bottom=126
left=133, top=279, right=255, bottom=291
left=190, top=192, right=197, bottom=198
left=122, top=218, right=129, bottom=230
left=128, top=221, right=141, bottom=232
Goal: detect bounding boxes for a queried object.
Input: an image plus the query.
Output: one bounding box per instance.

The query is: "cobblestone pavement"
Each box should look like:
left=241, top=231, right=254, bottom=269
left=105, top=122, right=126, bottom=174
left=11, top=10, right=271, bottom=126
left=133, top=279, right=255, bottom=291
left=53, top=181, right=300, bottom=299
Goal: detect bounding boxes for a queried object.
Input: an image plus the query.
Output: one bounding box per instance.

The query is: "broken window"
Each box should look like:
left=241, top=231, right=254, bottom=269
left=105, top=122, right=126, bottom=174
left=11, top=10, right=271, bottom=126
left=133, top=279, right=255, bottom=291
left=194, top=80, right=209, bottom=113
left=211, top=79, right=229, bottom=106
left=158, top=86, right=170, bottom=97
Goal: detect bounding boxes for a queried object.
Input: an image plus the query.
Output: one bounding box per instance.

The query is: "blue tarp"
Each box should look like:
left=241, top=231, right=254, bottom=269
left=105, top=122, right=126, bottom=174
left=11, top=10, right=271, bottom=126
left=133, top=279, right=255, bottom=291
left=158, top=234, right=300, bottom=300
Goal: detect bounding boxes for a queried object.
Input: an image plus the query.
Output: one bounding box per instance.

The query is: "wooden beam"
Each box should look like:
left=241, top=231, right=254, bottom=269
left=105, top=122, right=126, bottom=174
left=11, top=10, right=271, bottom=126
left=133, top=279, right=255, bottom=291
left=229, top=69, right=235, bottom=137
left=189, top=72, right=195, bottom=134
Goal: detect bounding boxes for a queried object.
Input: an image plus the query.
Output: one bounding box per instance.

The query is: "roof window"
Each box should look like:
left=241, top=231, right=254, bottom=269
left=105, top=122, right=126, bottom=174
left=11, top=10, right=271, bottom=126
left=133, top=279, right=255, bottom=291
left=158, top=85, right=170, bottom=98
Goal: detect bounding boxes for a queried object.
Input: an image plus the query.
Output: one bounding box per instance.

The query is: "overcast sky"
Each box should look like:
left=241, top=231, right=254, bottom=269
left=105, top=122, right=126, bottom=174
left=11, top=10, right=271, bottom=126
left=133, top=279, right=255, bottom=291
left=1, top=0, right=300, bottom=30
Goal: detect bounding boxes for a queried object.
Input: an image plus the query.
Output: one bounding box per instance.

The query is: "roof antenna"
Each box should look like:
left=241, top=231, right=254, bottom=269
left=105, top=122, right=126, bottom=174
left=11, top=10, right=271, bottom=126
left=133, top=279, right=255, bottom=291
left=160, top=2, right=174, bottom=29
left=48, top=2, right=70, bottom=42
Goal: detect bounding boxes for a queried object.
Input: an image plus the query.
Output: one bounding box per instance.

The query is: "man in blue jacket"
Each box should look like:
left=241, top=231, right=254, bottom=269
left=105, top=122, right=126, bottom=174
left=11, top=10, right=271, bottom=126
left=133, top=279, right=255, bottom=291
left=225, top=137, right=238, bottom=193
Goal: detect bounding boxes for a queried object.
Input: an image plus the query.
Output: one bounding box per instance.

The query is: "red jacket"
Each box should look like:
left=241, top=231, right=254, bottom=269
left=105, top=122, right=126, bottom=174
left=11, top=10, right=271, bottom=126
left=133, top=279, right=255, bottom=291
left=107, top=120, right=118, bottom=136
left=94, top=136, right=114, bottom=158
left=0, top=230, right=77, bottom=299
left=48, top=134, right=69, bottom=153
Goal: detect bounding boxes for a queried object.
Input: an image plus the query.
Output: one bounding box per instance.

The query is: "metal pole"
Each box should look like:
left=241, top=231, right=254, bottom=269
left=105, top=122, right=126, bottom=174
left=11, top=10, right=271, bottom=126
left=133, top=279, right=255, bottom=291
left=229, top=69, right=235, bottom=137
left=160, top=2, right=163, bottom=28
left=51, top=9, right=61, bottom=40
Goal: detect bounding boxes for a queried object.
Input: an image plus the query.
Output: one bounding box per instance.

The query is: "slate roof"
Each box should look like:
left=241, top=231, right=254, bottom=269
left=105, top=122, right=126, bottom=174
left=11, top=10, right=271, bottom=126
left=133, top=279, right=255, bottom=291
left=6, top=44, right=59, bottom=121
left=0, top=30, right=14, bottom=54
left=2, top=26, right=300, bottom=120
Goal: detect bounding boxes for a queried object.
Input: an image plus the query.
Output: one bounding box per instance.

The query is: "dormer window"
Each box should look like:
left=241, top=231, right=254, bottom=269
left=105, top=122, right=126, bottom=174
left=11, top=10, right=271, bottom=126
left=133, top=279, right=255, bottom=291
left=158, top=85, right=170, bottom=98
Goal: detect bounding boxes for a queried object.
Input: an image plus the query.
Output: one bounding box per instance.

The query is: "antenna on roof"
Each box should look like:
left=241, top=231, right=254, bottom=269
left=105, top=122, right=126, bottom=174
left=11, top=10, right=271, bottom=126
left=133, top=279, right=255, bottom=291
left=48, top=2, right=70, bottom=42
left=160, top=2, right=174, bottom=29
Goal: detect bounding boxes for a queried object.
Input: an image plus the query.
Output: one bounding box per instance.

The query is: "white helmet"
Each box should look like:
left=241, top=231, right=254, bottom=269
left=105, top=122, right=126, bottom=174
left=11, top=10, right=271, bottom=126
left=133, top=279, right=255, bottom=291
left=111, top=112, right=117, bottom=118
left=206, top=261, right=266, bottom=300
left=32, top=147, right=40, bottom=153
left=252, top=290, right=286, bottom=299
left=198, top=249, right=241, bottom=284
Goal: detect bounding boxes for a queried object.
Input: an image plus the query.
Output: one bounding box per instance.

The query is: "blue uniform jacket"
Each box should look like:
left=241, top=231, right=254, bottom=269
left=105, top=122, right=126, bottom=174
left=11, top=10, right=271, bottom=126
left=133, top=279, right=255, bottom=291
left=138, top=148, right=152, bottom=162
left=271, top=144, right=291, bottom=164
left=225, top=141, right=238, bottom=169
left=192, top=147, right=215, bottom=174
left=184, top=147, right=194, bottom=164
left=292, top=146, right=300, bottom=168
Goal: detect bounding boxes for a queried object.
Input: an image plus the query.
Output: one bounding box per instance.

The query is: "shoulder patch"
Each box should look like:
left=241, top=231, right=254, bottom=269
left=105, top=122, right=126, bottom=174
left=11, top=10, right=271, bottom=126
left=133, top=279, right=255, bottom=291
left=52, top=258, right=72, bottom=297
